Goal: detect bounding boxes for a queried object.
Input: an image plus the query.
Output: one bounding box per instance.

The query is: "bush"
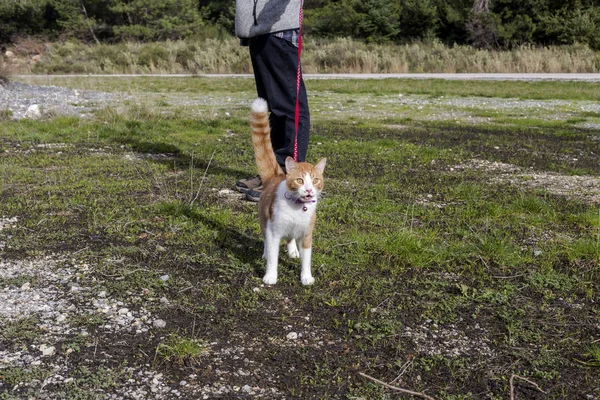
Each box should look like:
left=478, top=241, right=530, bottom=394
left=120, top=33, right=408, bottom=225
left=0, top=0, right=54, bottom=43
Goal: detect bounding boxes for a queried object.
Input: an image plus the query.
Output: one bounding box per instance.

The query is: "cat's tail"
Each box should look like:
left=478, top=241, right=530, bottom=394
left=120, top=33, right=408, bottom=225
left=250, top=98, right=283, bottom=181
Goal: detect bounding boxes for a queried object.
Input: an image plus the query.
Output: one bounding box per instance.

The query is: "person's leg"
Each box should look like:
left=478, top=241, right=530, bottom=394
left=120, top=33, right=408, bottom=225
left=249, top=34, right=310, bottom=168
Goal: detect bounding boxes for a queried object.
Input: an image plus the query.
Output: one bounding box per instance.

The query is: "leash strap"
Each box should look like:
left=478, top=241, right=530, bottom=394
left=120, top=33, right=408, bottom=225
left=293, top=0, right=303, bottom=162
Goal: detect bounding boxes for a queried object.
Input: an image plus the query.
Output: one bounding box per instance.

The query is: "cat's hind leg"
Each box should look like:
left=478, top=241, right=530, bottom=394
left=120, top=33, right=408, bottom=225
left=286, top=239, right=300, bottom=259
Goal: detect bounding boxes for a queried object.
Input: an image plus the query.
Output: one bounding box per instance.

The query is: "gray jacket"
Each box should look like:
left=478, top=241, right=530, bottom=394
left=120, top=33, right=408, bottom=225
left=235, top=0, right=300, bottom=39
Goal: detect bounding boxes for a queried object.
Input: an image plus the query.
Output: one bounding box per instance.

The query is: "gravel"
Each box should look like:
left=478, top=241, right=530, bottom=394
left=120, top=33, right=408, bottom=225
left=0, top=81, right=123, bottom=120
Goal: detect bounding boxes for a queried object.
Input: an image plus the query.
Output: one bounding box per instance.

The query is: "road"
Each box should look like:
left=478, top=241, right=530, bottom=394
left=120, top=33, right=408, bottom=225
left=17, top=73, right=600, bottom=81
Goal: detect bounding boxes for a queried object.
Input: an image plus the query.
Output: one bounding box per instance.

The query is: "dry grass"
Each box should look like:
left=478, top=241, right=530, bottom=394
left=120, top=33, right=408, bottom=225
left=0, top=56, right=12, bottom=84
left=4, top=36, right=600, bottom=74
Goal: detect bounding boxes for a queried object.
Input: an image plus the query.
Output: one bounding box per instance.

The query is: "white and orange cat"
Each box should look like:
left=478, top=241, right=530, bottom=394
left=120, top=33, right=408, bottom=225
left=250, top=98, right=326, bottom=286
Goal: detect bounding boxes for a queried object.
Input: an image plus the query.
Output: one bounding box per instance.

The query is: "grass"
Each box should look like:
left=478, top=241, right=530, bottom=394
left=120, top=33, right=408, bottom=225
left=0, top=77, right=599, bottom=399
left=4, top=37, right=600, bottom=74
left=155, top=334, right=209, bottom=366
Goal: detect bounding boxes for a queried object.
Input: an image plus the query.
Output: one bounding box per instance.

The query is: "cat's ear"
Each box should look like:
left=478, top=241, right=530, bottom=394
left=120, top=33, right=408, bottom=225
left=285, top=157, right=299, bottom=173
left=314, top=158, right=327, bottom=174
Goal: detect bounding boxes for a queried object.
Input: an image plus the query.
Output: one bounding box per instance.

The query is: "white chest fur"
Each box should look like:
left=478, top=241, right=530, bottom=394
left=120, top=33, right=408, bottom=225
left=268, top=180, right=316, bottom=240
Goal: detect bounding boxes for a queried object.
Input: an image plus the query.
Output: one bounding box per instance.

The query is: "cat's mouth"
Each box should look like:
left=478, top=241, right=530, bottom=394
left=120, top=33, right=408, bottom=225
left=286, top=191, right=316, bottom=204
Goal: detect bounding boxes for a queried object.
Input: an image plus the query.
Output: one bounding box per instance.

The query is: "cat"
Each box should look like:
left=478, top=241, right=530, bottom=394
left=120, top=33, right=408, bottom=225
left=250, top=98, right=326, bottom=286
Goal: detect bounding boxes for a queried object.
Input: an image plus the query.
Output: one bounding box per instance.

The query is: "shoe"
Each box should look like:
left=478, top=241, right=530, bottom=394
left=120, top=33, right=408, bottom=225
left=245, top=186, right=263, bottom=202
left=234, top=176, right=261, bottom=193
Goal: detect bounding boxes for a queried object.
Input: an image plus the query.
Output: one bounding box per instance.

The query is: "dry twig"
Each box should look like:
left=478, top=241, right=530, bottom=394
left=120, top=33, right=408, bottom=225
left=359, top=372, right=436, bottom=400
left=190, top=149, right=216, bottom=206
left=509, top=374, right=547, bottom=400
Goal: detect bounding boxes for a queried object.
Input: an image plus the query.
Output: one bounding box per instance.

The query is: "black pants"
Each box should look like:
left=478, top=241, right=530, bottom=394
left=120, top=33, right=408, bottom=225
left=249, top=34, right=310, bottom=169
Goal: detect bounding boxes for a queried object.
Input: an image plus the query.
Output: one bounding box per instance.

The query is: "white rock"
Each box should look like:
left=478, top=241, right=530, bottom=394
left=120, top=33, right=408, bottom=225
left=242, top=385, right=251, bottom=393
left=24, top=104, right=42, bottom=120
left=153, top=319, right=166, bottom=328
left=286, top=332, right=298, bottom=340
left=20, top=282, right=31, bottom=291
left=39, top=344, right=56, bottom=357
left=98, top=291, right=107, bottom=297
left=160, top=297, right=169, bottom=304
left=160, top=274, right=170, bottom=282
left=118, top=308, right=129, bottom=315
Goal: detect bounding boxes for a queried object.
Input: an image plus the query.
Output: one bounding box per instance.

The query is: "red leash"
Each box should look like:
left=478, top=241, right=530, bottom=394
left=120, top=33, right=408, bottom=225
left=293, top=0, right=303, bottom=162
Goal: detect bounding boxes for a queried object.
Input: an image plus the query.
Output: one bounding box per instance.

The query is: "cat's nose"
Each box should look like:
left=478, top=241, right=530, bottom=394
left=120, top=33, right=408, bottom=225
left=306, top=188, right=313, bottom=194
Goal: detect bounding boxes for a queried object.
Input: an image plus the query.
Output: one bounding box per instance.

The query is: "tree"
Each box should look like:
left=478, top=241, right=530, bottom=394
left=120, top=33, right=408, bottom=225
left=109, top=0, right=203, bottom=41
left=50, top=0, right=107, bottom=43
left=398, top=0, right=439, bottom=40
left=466, top=0, right=496, bottom=48
left=540, top=7, right=600, bottom=49
left=0, top=0, right=54, bottom=43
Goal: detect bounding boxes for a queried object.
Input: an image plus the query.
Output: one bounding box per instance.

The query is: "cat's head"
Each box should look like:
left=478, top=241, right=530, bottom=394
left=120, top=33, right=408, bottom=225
left=284, top=157, right=327, bottom=202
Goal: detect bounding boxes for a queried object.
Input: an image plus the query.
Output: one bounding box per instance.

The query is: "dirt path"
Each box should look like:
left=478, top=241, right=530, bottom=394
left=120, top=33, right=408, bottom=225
left=15, top=73, right=600, bottom=81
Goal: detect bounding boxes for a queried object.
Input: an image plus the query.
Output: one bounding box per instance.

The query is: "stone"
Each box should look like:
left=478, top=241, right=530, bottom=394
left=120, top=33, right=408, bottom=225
left=24, top=104, right=42, bottom=120
left=39, top=344, right=56, bottom=357
left=153, top=319, right=166, bottom=328
left=286, top=332, right=298, bottom=340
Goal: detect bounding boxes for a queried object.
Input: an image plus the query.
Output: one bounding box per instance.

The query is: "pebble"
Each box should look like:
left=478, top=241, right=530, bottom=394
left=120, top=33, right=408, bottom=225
left=160, top=275, right=170, bottom=282
left=242, top=385, right=252, bottom=393
left=39, top=344, right=56, bottom=357
left=20, top=282, right=31, bottom=291
left=24, top=104, right=42, bottom=119
left=286, top=332, right=298, bottom=340
left=153, top=319, right=166, bottom=328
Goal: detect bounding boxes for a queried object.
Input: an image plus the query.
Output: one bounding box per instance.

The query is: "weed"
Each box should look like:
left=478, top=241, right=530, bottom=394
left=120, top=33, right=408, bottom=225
left=577, top=343, right=600, bottom=367
left=155, top=333, right=208, bottom=366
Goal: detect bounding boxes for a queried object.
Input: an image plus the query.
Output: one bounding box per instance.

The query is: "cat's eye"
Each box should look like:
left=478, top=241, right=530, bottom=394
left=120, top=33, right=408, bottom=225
left=296, top=178, right=304, bottom=185
left=313, top=178, right=320, bottom=184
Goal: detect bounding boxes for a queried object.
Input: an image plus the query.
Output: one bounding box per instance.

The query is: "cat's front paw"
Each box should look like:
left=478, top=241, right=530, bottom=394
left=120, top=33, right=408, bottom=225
left=301, top=275, right=315, bottom=286
left=263, top=274, right=278, bottom=285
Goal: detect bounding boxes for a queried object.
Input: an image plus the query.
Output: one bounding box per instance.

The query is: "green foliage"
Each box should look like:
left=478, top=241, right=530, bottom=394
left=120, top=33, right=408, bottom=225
left=0, top=0, right=55, bottom=42
left=156, top=334, right=208, bottom=365
left=399, top=0, right=439, bottom=40
left=540, top=7, right=600, bottom=50
left=109, top=0, right=203, bottom=41
left=305, top=0, right=360, bottom=38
